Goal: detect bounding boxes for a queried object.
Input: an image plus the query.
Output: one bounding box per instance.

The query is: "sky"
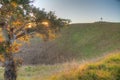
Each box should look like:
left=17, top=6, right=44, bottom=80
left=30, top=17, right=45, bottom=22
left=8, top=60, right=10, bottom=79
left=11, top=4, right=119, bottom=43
left=33, top=0, right=120, bottom=23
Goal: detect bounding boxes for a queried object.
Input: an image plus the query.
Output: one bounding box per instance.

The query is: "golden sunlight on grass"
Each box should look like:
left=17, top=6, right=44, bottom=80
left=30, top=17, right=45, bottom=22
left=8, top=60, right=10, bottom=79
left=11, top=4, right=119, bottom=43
left=48, top=52, right=120, bottom=80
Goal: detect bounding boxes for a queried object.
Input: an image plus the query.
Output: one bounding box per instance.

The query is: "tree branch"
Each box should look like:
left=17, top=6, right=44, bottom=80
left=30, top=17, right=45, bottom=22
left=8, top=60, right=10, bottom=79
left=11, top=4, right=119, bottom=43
left=14, top=22, right=28, bottom=35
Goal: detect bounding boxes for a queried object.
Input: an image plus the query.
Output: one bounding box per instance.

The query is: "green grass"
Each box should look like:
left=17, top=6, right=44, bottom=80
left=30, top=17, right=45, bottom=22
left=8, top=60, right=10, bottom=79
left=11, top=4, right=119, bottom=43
left=0, top=61, right=82, bottom=80
left=56, top=22, right=120, bottom=60
left=0, top=64, right=64, bottom=80
left=48, top=52, right=120, bottom=80
left=17, top=65, right=62, bottom=80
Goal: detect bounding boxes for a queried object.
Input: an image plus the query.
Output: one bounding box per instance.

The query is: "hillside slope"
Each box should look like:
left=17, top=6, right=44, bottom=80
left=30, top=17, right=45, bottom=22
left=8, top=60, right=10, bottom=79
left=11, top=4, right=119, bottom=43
left=17, top=22, right=120, bottom=64
left=48, top=52, right=120, bottom=80
left=56, top=22, right=120, bottom=58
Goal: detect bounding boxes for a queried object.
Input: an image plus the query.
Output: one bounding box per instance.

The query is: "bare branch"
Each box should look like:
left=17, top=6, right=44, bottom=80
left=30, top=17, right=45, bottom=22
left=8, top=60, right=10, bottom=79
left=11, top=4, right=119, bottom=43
left=16, top=32, right=26, bottom=39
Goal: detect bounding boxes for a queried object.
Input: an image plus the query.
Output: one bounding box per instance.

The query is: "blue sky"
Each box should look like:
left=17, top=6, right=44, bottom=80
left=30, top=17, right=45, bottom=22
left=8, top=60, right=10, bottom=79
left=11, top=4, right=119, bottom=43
left=33, top=0, right=120, bottom=23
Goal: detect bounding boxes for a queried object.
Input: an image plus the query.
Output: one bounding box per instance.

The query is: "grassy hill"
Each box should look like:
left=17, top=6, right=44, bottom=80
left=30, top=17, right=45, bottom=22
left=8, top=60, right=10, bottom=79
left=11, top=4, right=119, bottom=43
left=48, top=52, right=120, bottom=80
left=56, top=22, right=120, bottom=59
left=17, top=22, right=120, bottom=64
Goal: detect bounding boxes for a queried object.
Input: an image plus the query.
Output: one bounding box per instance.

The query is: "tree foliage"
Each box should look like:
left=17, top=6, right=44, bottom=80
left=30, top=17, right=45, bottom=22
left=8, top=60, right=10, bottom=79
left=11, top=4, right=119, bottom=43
left=0, top=0, right=70, bottom=56
left=0, top=0, right=70, bottom=80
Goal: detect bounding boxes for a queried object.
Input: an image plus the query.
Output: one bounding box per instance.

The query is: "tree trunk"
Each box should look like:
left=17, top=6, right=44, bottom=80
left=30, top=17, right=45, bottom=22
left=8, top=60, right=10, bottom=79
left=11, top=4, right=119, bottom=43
left=2, top=16, right=17, bottom=80
left=4, top=55, right=17, bottom=80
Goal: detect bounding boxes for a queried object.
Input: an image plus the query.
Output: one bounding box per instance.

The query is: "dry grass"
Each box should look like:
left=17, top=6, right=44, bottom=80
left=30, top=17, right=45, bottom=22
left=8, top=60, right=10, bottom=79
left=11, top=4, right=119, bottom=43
left=0, top=52, right=120, bottom=80
left=48, top=52, right=120, bottom=80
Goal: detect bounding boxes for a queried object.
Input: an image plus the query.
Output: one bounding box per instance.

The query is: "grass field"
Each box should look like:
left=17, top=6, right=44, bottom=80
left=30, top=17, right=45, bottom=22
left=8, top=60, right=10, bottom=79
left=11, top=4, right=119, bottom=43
left=0, top=52, right=120, bottom=80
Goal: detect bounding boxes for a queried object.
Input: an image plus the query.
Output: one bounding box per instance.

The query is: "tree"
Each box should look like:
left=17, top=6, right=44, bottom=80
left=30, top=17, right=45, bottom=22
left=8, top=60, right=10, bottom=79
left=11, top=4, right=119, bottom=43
left=0, top=0, right=70, bottom=80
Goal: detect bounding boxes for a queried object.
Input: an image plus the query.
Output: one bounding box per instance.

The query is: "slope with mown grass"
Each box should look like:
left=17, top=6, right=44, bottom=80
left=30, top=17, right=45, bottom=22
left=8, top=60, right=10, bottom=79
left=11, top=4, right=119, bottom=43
left=48, top=52, right=120, bottom=80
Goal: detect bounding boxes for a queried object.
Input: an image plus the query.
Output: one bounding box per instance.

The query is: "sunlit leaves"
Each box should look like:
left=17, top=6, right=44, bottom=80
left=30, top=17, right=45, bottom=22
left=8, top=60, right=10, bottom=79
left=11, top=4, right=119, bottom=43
left=0, top=31, right=5, bottom=53
left=0, top=54, right=4, bottom=62
left=12, top=20, right=23, bottom=27
left=0, top=35, right=4, bottom=43
left=11, top=1, right=18, bottom=8
left=42, top=21, right=49, bottom=27
left=6, top=41, right=21, bottom=53
left=18, top=35, right=30, bottom=42
left=0, top=29, right=5, bottom=43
